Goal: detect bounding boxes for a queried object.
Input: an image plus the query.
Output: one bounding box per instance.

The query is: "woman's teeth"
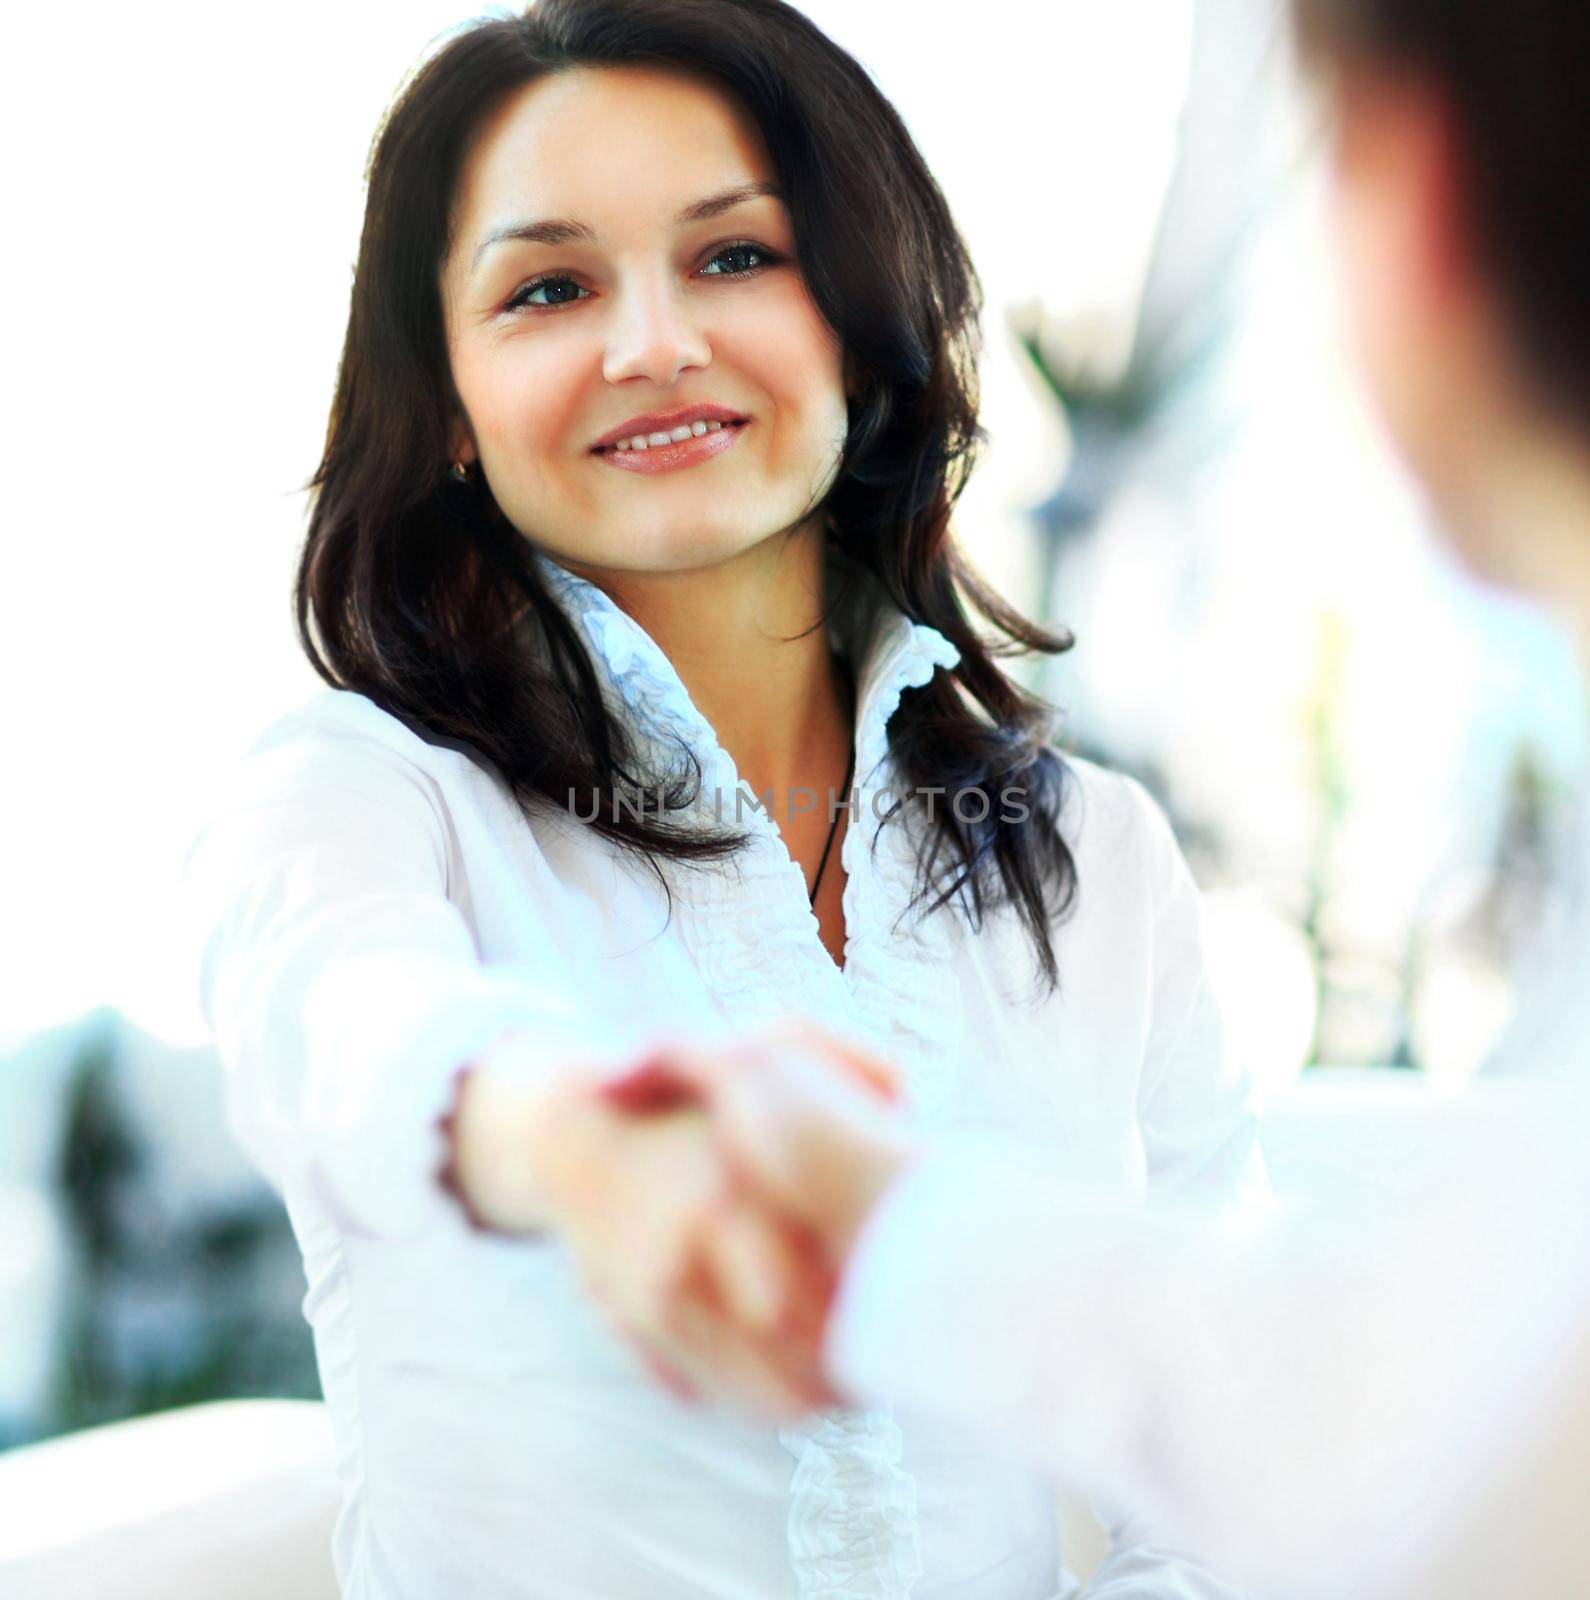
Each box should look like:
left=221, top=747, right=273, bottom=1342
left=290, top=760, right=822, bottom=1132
left=611, top=419, right=737, bottom=452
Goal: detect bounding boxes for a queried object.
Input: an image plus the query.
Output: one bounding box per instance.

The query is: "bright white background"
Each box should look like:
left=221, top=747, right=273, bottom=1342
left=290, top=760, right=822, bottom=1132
left=4, top=0, right=1582, bottom=1077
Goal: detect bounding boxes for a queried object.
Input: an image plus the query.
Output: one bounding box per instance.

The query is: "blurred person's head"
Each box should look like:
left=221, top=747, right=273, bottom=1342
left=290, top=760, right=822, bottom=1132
left=1293, top=0, right=1590, bottom=627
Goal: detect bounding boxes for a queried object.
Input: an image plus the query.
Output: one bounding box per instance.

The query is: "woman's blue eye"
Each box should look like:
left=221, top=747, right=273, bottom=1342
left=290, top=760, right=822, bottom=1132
left=512, top=277, right=589, bottom=310
left=505, top=240, right=780, bottom=313
left=700, top=242, right=771, bottom=278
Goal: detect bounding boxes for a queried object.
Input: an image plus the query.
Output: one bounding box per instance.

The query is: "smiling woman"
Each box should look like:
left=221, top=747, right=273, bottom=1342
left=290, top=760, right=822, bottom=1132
left=177, top=2, right=1267, bottom=1597
left=294, top=0, right=1093, bottom=1002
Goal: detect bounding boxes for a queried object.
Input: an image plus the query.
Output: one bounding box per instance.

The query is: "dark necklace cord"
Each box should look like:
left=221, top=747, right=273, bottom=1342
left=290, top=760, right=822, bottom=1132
left=808, top=655, right=857, bottom=908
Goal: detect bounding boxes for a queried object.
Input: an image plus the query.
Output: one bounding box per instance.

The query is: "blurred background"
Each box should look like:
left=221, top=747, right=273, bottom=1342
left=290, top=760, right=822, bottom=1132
left=4, top=0, right=1586, bottom=1526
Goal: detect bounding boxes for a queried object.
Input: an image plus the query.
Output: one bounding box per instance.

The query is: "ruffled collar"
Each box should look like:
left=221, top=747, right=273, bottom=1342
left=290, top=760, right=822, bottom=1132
left=526, top=542, right=962, bottom=800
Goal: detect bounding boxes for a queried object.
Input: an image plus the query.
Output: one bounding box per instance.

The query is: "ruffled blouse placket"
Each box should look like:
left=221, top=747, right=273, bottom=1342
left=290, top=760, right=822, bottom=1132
left=532, top=549, right=967, bottom=1599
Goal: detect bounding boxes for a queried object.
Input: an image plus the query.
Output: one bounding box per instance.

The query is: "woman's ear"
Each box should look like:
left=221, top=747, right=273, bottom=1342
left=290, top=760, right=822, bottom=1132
left=447, top=419, right=478, bottom=469
left=842, top=351, right=862, bottom=404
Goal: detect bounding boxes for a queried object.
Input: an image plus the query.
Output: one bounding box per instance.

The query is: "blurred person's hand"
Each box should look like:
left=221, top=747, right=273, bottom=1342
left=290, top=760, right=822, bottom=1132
left=595, top=1016, right=921, bottom=1415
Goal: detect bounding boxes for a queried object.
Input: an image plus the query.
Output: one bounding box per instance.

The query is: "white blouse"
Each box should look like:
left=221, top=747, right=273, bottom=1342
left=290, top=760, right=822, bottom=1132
left=179, top=544, right=1268, bottom=1600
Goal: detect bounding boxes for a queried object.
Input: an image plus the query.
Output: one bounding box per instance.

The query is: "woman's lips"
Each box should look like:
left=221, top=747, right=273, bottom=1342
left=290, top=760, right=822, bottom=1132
left=592, top=420, right=749, bottom=475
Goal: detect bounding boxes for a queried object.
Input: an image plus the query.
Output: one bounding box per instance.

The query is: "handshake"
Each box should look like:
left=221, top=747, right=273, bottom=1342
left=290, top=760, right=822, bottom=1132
left=445, top=1016, right=923, bottom=1422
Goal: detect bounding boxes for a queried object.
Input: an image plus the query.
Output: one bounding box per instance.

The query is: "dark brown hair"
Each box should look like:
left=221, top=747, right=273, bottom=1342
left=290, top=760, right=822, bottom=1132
left=1293, top=0, right=1590, bottom=430
left=298, top=0, right=1079, bottom=998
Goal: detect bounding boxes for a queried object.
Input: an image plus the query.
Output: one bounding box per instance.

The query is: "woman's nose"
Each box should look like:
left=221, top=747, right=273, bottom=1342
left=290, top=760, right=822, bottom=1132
left=601, top=274, right=713, bottom=388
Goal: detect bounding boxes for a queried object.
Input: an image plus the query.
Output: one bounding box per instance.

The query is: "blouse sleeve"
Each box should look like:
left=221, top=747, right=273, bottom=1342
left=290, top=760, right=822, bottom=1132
left=177, top=715, right=613, bottom=1244
left=828, top=1089, right=1590, bottom=1597
left=1083, top=775, right=1272, bottom=1593
left=824, top=1140, right=1255, bottom=1591
left=1123, top=772, right=1271, bottom=1216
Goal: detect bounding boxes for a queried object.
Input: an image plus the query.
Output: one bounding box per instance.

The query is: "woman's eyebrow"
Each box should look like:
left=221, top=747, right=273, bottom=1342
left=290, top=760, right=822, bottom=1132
left=469, top=180, right=785, bottom=271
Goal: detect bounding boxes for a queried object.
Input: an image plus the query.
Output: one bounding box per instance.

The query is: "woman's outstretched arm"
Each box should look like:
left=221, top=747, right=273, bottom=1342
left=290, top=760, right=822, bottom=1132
left=182, top=701, right=847, bottom=1422
left=178, top=718, right=616, bottom=1244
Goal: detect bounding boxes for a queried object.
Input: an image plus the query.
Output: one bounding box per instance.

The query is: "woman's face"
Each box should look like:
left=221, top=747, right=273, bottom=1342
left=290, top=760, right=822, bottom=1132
left=440, top=65, right=850, bottom=579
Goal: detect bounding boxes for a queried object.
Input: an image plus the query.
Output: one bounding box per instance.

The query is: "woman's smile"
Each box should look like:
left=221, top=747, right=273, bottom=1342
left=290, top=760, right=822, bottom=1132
left=594, top=417, right=751, bottom=475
